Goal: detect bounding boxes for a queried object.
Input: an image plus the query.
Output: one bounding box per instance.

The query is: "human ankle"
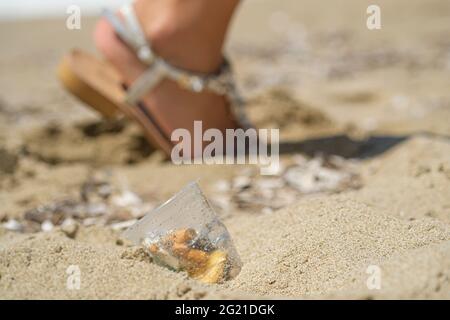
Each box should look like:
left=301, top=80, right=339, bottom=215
left=148, top=23, right=224, bottom=73
left=134, top=0, right=238, bottom=73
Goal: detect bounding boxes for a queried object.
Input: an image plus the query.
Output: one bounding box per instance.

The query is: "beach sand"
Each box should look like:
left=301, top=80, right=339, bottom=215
left=1, top=0, right=450, bottom=299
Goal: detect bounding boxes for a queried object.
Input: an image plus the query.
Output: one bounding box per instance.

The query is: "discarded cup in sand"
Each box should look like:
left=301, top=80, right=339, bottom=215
left=122, top=181, right=241, bottom=284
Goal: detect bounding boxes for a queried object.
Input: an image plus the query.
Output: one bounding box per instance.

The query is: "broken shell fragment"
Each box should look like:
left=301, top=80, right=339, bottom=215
left=3, top=219, right=23, bottom=232
left=61, top=218, right=79, bottom=238
left=41, top=220, right=54, bottom=232
left=110, top=219, right=137, bottom=231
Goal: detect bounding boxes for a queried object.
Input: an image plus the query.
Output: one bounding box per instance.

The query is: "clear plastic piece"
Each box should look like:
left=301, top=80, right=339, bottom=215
left=122, top=181, right=242, bottom=284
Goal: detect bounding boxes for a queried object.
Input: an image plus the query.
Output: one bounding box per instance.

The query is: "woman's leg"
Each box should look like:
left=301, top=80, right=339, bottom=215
left=94, top=0, right=241, bottom=146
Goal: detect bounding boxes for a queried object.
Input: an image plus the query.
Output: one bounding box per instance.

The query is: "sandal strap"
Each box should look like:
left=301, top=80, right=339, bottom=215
left=103, top=5, right=253, bottom=129
left=126, top=62, right=165, bottom=105
left=103, top=5, right=155, bottom=64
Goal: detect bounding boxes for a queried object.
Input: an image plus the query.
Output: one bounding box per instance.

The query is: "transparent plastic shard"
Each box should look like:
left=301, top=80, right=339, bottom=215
left=122, top=181, right=242, bottom=284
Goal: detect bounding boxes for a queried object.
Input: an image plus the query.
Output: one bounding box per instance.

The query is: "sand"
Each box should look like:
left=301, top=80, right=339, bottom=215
left=1, top=0, right=450, bottom=299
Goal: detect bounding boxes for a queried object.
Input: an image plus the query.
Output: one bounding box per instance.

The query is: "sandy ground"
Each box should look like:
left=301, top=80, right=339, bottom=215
left=1, top=0, right=450, bottom=299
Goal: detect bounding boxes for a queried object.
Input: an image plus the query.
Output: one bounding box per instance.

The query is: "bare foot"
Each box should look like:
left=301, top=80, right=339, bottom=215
left=94, top=0, right=241, bottom=149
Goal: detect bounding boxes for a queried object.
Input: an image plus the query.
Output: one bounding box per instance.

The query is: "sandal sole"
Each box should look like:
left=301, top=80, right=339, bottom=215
left=57, top=49, right=174, bottom=157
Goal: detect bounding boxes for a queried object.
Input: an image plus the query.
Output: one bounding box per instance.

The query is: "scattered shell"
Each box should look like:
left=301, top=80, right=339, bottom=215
left=83, top=217, right=101, bottom=226
left=107, top=210, right=134, bottom=223
left=3, top=219, right=23, bottom=232
left=24, top=206, right=49, bottom=223
left=232, top=176, right=251, bottom=190
left=61, top=218, right=79, bottom=238
left=15, top=157, right=361, bottom=233
left=284, top=157, right=356, bottom=194
left=86, top=203, right=108, bottom=217
left=97, top=184, right=113, bottom=199
left=17, top=172, right=155, bottom=233
left=111, top=190, right=142, bottom=207
left=129, top=203, right=154, bottom=219
left=110, top=219, right=137, bottom=231
left=41, top=220, right=54, bottom=232
left=225, top=156, right=360, bottom=213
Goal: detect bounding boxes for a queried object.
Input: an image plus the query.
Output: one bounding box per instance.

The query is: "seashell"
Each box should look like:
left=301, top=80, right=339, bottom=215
left=3, top=219, right=23, bottom=232
left=61, top=218, right=79, bottom=238
left=110, top=219, right=137, bottom=230
left=111, top=190, right=142, bottom=207
left=284, top=159, right=351, bottom=194
left=41, top=220, right=54, bottom=232
left=86, top=203, right=108, bottom=217
left=83, top=217, right=100, bottom=226
left=24, top=207, right=49, bottom=223
left=232, top=176, right=251, bottom=190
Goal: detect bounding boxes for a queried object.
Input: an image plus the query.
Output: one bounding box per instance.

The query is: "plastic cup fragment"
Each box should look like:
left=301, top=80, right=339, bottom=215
left=122, top=181, right=241, bottom=284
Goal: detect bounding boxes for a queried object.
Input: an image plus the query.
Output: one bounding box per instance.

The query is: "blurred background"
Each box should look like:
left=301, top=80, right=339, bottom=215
left=1, top=0, right=450, bottom=227
left=0, top=0, right=127, bottom=20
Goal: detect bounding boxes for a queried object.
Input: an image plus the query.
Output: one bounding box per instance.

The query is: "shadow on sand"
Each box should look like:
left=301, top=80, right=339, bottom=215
left=279, top=135, right=409, bottom=159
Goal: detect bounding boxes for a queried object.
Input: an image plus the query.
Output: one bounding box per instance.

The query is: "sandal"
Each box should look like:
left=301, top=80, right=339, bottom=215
left=58, top=3, right=252, bottom=157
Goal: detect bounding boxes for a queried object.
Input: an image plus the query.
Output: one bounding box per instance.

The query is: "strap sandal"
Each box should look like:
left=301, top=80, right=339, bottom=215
left=58, top=3, right=252, bottom=157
